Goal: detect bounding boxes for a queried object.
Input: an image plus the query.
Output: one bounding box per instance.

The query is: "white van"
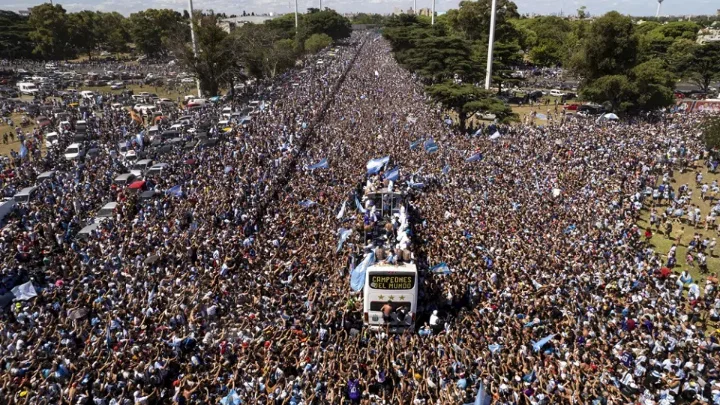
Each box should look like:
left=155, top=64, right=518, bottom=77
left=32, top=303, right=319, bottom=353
left=45, top=132, right=59, bottom=148
left=80, top=90, right=95, bottom=99
left=64, top=143, right=84, bottom=160
left=549, top=89, right=566, bottom=97
left=17, top=82, right=39, bottom=95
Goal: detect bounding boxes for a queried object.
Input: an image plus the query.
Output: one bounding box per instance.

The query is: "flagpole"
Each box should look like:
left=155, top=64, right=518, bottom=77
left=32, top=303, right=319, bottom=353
left=187, top=0, right=201, bottom=98
left=484, top=0, right=497, bottom=90
left=431, top=0, right=435, bottom=25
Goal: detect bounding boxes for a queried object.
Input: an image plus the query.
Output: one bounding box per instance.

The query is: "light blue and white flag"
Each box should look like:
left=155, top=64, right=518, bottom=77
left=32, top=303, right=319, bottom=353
left=350, top=251, right=375, bottom=291
left=166, top=185, right=182, bottom=197
left=409, top=139, right=424, bottom=150
left=430, top=262, right=451, bottom=275
left=474, top=382, right=492, bottom=405
left=136, top=131, right=144, bottom=147
left=19, top=143, right=28, bottom=159
left=355, top=196, right=366, bottom=213
left=466, top=152, right=483, bottom=162
left=336, top=228, right=352, bottom=253
left=308, top=158, right=329, bottom=170
left=384, top=166, right=399, bottom=181
left=442, top=165, right=450, bottom=175
left=299, top=199, right=316, bottom=208
left=336, top=201, right=346, bottom=220
left=536, top=113, right=547, bottom=120
left=488, top=344, right=502, bottom=354
left=367, top=156, right=390, bottom=174
left=424, top=138, right=438, bottom=154
left=532, top=334, right=555, bottom=352
left=220, top=389, right=241, bottom=405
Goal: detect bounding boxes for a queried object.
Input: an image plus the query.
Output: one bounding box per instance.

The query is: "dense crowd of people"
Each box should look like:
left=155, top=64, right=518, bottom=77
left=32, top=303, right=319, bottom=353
left=1, top=30, right=720, bottom=405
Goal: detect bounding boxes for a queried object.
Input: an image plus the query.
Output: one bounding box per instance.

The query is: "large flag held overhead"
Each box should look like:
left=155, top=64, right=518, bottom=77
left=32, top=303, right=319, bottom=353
left=355, top=196, right=366, bottom=213
left=532, top=334, right=555, bottom=352
left=11, top=281, right=37, bottom=301
left=350, top=252, right=375, bottom=291
left=367, top=156, right=390, bottom=174
left=19, top=143, right=28, bottom=159
left=336, top=228, right=353, bottom=253
left=166, top=185, right=183, bottom=197
left=299, top=199, right=316, bottom=208
left=384, top=166, right=399, bottom=181
left=409, top=139, right=424, bottom=150
left=474, top=382, right=492, bottom=405
left=424, top=138, right=438, bottom=154
left=466, top=152, right=483, bottom=162
left=336, top=201, right=346, bottom=220
left=308, top=158, right=329, bottom=170
left=430, top=262, right=451, bottom=274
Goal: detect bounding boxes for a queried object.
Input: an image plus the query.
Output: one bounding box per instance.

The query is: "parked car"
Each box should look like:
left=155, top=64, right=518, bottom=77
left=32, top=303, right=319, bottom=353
left=563, top=104, right=580, bottom=111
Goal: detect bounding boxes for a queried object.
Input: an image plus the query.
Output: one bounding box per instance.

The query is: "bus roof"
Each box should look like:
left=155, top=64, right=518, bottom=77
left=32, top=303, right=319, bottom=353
left=367, top=262, right=417, bottom=272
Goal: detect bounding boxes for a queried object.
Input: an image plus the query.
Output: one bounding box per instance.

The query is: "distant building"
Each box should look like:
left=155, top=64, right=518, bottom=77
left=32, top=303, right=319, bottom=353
left=697, top=28, right=720, bottom=44
left=417, top=8, right=433, bottom=16
left=219, top=15, right=279, bottom=32
left=18, top=9, right=30, bottom=17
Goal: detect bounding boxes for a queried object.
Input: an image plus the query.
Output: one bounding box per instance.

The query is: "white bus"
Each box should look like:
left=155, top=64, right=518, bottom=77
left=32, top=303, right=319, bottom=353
left=360, top=188, right=417, bottom=333
left=364, top=262, right=418, bottom=333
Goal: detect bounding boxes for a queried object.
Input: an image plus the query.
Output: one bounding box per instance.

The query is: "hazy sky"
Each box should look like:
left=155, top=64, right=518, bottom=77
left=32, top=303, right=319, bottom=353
left=2, top=0, right=718, bottom=18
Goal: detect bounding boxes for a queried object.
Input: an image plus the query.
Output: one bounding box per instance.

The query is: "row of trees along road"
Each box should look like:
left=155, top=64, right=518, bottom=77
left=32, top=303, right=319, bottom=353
left=172, top=9, right=351, bottom=96
left=0, top=5, right=351, bottom=97
left=382, top=1, right=720, bottom=127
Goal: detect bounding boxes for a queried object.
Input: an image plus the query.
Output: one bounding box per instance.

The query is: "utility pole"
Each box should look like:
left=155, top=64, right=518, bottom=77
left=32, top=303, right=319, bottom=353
left=431, top=0, right=435, bottom=25
left=320, top=0, right=322, bottom=10
left=187, top=0, right=202, bottom=97
left=484, top=0, right=497, bottom=90
left=413, top=0, right=416, bottom=15
left=295, top=0, right=299, bottom=31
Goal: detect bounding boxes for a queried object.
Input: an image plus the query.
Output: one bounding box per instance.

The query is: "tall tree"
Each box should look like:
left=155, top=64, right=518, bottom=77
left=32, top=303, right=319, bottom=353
left=426, top=81, right=514, bottom=128
left=68, top=11, right=99, bottom=59
left=571, top=11, right=638, bottom=81
left=173, top=13, right=234, bottom=96
left=128, top=9, right=187, bottom=56
left=305, top=33, right=333, bottom=54
left=446, top=0, right=519, bottom=42
left=97, top=12, right=130, bottom=53
left=28, top=4, right=72, bottom=60
left=301, top=9, right=352, bottom=43
left=0, top=11, right=34, bottom=59
left=686, top=42, right=720, bottom=94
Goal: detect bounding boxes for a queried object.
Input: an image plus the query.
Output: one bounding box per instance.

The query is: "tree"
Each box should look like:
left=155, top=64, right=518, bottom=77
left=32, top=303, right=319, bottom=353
left=513, top=16, right=572, bottom=67
left=173, top=14, right=234, bottom=96
left=128, top=9, right=187, bottom=56
left=577, top=6, right=587, bottom=19
left=232, top=24, right=298, bottom=79
left=686, top=42, right=720, bottom=94
left=571, top=11, right=638, bottom=81
left=97, top=12, right=130, bottom=53
left=28, top=4, right=72, bottom=60
left=580, top=75, right=635, bottom=112
left=68, top=11, right=99, bottom=59
left=446, top=0, right=519, bottom=42
left=305, top=33, right=332, bottom=54
left=704, top=116, right=720, bottom=152
left=398, top=34, right=477, bottom=83
left=0, top=11, right=34, bottom=59
left=580, top=60, right=675, bottom=113
left=301, top=9, right=351, bottom=42
left=426, top=81, right=514, bottom=128
left=631, top=59, right=675, bottom=111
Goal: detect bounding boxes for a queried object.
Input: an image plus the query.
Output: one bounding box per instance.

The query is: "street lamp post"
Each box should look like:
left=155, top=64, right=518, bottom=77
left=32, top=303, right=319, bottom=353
left=484, top=0, right=497, bottom=90
left=431, top=0, right=435, bottom=25
left=187, top=0, right=202, bottom=97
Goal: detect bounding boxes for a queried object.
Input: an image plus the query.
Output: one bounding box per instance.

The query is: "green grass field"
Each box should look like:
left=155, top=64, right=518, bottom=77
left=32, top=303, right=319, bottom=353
left=637, top=165, right=720, bottom=288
